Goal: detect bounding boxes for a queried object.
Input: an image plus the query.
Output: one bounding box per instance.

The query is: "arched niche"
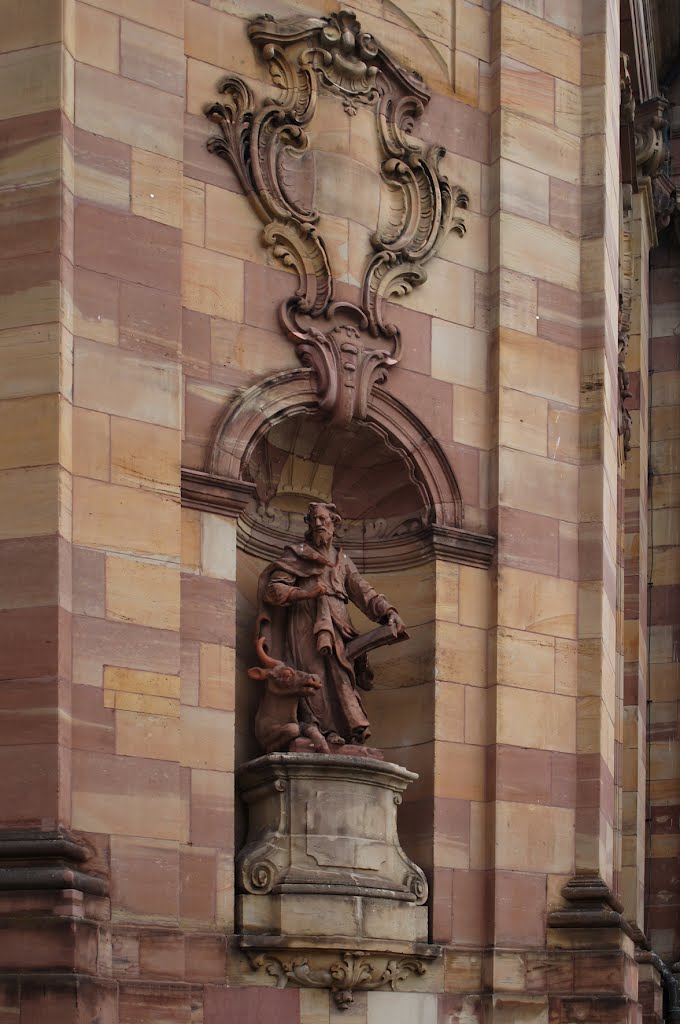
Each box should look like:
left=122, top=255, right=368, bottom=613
left=181, top=367, right=495, bottom=914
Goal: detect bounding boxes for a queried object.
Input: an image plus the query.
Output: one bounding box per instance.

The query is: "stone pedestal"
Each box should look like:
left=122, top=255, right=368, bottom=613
left=236, top=753, right=429, bottom=951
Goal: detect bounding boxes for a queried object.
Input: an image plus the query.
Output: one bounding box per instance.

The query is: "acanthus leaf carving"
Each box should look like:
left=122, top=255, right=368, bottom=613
left=248, top=949, right=428, bottom=1010
left=205, top=10, right=467, bottom=427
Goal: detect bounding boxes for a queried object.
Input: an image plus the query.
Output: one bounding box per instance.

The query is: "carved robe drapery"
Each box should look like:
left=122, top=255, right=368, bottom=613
left=255, top=543, right=396, bottom=743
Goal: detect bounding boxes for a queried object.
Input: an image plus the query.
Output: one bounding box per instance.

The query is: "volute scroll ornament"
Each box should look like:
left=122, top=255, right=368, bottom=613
left=205, top=10, right=468, bottom=427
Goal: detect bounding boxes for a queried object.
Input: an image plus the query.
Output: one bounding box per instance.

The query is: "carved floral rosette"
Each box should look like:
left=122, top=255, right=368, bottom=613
left=205, top=10, right=468, bottom=426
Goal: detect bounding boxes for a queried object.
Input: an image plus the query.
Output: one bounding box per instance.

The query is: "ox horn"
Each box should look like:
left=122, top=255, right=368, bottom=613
left=255, top=635, right=278, bottom=669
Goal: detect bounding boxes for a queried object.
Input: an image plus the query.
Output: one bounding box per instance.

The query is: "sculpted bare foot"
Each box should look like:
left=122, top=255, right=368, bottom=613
left=327, top=732, right=345, bottom=747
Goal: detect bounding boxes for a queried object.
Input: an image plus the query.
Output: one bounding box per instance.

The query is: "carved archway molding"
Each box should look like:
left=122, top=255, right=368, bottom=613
left=181, top=369, right=495, bottom=570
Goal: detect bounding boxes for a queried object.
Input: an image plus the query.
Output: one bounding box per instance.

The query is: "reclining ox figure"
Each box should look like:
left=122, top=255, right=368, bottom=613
left=247, top=637, right=330, bottom=754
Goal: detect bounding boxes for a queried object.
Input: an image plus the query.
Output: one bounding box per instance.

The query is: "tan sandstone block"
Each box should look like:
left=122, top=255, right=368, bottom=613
left=459, top=566, right=491, bottom=629
left=300, top=989, right=330, bottom=1024
left=181, top=706, right=234, bottom=772
left=115, top=709, right=180, bottom=760
left=435, top=741, right=485, bottom=800
left=0, top=465, right=62, bottom=539
left=501, top=5, right=581, bottom=84
left=435, top=562, right=459, bottom=624
left=497, top=686, right=575, bottom=752
left=499, top=448, right=578, bottom=522
left=105, top=665, right=180, bottom=698
left=200, top=513, right=236, bottom=580
left=110, top=417, right=179, bottom=492
left=75, top=2, right=119, bottom=72
left=499, top=387, right=547, bottom=456
left=501, top=111, right=579, bottom=186
left=73, top=477, right=180, bottom=557
left=495, top=627, right=555, bottom=693
left=435, top=681, right=465, bottom=743
left=499, top=567, right=576, bottom=639
left=499, top=328, right=579, bottom=406
left=73, top=407, right=109, bottom=481
left=0, top=394, right=59, bottom=470
left=75, top=64, right=183, bottom=160
left=0, top=45, right=61, bottom=120
left=120, top=18, right=184, bottom=95
left=499, top=212, right=579, bottom=290
left=131, top=150, right=182, bottom=227
left=499, top=269, right=538, bottom=334
left=182, top=243, right=244, bottom=321
left=432, top=321, right=488, bottom=389
left=205, top=184, right=265, bottom=264
left=436, top=621, right=487, bottom=686
left=181, top=508, right=201, bottom=572
left=453, top=386, right=492, bottom=450
left=183, top=179, right=205, bottom=247
left=495, top=802, right=574, bottom=873
left=75, top=340, right=180, bottom=429
left=80, top=0, right=182, bottom=36
left=0, top=324, right=60, bottom=400
left=500, top=158, right=550, bottom=224
left=199, top=644, right=235, bottom=712
left=106, top=555, right=180, bottom=630
left=3, top=0, right=61, bottom=52
left=499, top=56, right=555, bottom=126
left=401, top=258, right=475, bottom=326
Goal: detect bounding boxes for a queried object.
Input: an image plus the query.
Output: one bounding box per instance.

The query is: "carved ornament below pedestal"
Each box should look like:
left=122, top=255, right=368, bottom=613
left=247, top=949, right=432, bottom=1010
left=205, top=10, right=468, bottom=427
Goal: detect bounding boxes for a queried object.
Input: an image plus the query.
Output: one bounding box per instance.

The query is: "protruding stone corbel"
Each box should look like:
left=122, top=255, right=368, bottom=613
left=548, top=875, right=634, bottom=938
left=635, top=96, right=671, bottom=179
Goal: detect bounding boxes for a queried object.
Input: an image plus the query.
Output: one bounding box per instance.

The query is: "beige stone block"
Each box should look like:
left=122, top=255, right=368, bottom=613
left=401, top=258, right=475, bottom=326
left=501, top=4, right=580, bottom=84
left=499, top=447, right=578, bottom=522
left=367, top=991, right=437, bottom=1024
left=181, top=508, right=201, bottom=572
left=432, top=321, right=487, bottom=389
left=459, top=566, right=490, bottom=629
left=435, top=562, right=459, bottom=624
left=210, top=321, right=294, bottom=377
left=502, top=112, right=579, bottom=186
left=131, top=150, right=182, bottom=227
left=441, top=210, right=488, bottom=273
left=182, top=243, right=244, bottom=321
left=456, top=0, right=490, bottom=60
left=0, top=44, right=61, bottom=120
left=465, top=686, right=489, bottom=747
left=548, top=406, right=587, bottom=464
left=499, top=328, right=579, bottom=407
left=75, top=340, right=180, bottom=429
left=75, top=2, right=119, bottom=72
left=495, top=626, right=555, bottom=692
left=106, top=555, right=180, bottom=631
left=110, top=417, right=179, bottom=492
left=440, top=151, right=482, bottom=215
left=3, top=0, right=62, bottom=52
left=555, top=81, right=604, bottom=137
left=436, top=621, right=487, bottom=686
left=499, top=269, right=537, bottom=334
left=105, top=665, right=180, bottom=698
left=120, top=18, right=183, bottom=95
left=183, top=179, right=205, bottom=247
left=204, top=184, right=265, bottom=264
left=0, top=394, right=58, bottom=470
left=499, top=56, right=555, bottom=126
left=499, top=387, right=547, bottom=456
left=300, top=989, right=330, bottom=1024
left=499, top=567, right=576, bottom=639
left=453, top=386, right=492, bottom=450
left=185, top=6, right=261, bottom=80
left=500, top=158, right=550, bottom=224
left=73, top=407, right=109, bottom=481
left=81, top=0, right=182, bottom=36
left=76, top=64, right=183, bottom=160
left=435, top=681, right=465, bottom=743
left=181, top=706, right=234, bottom=771
left=0, top=465, right=61, bottom=539
left=0, top=323, right=60, bottom=400
left=73, top=477, right=180, bottom=557
left=316, top=151, right=380, bottom=230
left=104, top=686, right=178, bottom=716
left=200, top=513, right=236, bottom=580
left=495, top=802, right=574, bottom=872
left=199, top=644, right=235, bottom=712
left=497, top=686, right=575, bottom=752
left=435, top=741, right=485, bottom=800
left=116, top=709, right=180, bottom=760
left=499, top=212, right=579, bottom=290
left=308, top=92, right=351, bottom=157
